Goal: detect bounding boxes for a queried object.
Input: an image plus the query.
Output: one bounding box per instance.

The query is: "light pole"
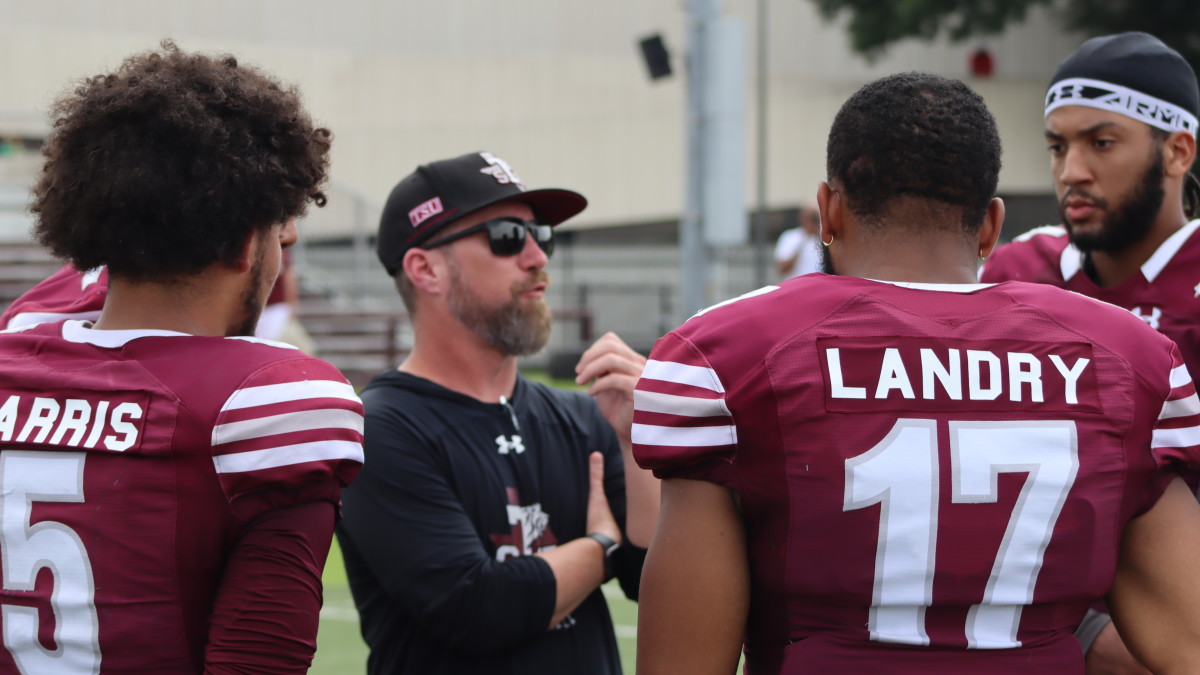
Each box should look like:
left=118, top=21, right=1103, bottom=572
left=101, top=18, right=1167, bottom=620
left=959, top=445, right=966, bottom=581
left=681, top=0, right=746, bottom=316
left=753, top=0, right=769, bottom=289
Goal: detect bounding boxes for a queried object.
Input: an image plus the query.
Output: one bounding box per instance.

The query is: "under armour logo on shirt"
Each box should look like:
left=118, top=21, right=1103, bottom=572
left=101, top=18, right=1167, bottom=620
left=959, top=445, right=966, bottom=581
left=495, top=434, right=525, bottom=455
left=1130, top=306, right=1162, bottom=330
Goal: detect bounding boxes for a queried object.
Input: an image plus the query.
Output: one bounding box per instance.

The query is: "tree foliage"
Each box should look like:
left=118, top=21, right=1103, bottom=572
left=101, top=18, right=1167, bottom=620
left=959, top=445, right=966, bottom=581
left=812, top=0, right=1200, bottom=76
left=809, top=0, right=1048, bottom=59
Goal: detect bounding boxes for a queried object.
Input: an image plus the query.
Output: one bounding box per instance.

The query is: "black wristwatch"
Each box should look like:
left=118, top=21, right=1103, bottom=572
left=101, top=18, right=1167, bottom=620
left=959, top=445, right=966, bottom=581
left=585, top=532, right=620, bottom=580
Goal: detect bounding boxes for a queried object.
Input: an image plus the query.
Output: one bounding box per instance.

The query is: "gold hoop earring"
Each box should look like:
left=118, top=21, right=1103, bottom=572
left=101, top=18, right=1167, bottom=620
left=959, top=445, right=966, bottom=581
left=979, top=250, right=986, bottom=261
left=822, top=234, right=834, bottom=247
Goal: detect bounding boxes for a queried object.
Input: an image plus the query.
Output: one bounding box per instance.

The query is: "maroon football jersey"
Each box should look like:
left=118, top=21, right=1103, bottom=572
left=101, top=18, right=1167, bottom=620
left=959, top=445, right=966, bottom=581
left=632, top=276, right=1200, bottom=674
left=0, top=320, right=363, bottom=673
left=982, top=220, right=1200, bottom=381
left=0, top=265, right=108, bottom=330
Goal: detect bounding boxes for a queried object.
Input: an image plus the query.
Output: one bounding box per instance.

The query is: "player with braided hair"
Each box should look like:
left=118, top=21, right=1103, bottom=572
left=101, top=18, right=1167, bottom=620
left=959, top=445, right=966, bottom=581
left=983, top=36, right=1200, bottom=672
left=1183, top=169, right=1200, bottom=220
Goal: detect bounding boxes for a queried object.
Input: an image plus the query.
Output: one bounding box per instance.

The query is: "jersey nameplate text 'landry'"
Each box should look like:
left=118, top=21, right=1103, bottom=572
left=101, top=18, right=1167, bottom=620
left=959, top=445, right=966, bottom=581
left=816, top=337, right=1101, bottom=414
left=0, top=393, right=144, bottom=452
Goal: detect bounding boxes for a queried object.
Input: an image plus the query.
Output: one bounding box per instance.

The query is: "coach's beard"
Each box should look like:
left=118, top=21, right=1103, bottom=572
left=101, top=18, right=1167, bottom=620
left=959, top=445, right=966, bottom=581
left=448, top=267, right=552, bottom=357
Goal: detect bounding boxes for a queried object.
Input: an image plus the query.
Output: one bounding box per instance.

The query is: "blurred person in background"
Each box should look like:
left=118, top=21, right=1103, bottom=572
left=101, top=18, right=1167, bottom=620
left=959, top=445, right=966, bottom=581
left=774, top=205, right=822, bottom=279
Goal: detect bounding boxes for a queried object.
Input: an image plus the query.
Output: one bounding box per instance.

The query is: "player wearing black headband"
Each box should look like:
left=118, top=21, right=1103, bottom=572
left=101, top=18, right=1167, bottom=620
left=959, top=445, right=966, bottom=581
left=982, top=32, right=1200, bottom=674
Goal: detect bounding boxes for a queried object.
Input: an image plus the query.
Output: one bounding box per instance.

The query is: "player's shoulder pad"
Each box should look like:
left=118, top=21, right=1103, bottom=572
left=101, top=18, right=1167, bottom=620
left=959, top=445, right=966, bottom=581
left=673, top=285, right=790, bottom=356
left=680, top=275, right=865, bottom=344
left=1005, top=283, right=1176, bottom=352
left=688, top=285, right=781, bottom=322
left=983, top=225, right=1075, bottom=283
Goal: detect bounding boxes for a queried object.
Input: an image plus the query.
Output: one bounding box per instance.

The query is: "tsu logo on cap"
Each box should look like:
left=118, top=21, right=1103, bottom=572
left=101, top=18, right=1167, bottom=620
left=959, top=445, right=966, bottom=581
left=375, top=152, right=588, bottom=276
left=478, top=152, right=526, bottom=188
left=408, top=197, right=444, bottom=228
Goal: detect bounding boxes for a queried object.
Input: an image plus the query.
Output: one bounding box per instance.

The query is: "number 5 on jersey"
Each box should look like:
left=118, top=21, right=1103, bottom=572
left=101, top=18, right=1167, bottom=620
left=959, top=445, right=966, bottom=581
left=845, top=419, right=1078, bottom=649
left=1, top=450, right=100, bottom=674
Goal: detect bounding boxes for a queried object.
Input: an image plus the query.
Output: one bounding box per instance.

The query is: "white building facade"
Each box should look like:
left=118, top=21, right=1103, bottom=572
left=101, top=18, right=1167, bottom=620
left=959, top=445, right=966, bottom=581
left=0, top=0, right=1081, bottom=239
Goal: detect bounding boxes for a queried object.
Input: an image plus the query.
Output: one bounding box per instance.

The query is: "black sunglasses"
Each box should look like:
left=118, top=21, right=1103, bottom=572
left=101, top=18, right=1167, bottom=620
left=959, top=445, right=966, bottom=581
left=419, top=217, right=554, bottom=258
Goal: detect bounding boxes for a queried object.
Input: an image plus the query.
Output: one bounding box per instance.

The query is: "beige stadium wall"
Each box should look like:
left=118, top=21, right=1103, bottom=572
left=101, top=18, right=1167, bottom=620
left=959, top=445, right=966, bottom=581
left=0, top=1, right=1080, bottom=239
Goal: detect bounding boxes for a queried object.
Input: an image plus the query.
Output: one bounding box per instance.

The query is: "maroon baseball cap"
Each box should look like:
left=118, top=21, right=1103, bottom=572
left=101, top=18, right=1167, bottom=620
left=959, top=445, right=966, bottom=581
left=376, top=151, right=587, bottom=276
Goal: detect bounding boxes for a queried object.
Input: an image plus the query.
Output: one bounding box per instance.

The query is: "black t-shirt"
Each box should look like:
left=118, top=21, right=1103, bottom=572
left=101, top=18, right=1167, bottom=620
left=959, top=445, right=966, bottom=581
left=337, top=371, right=645, bottom=675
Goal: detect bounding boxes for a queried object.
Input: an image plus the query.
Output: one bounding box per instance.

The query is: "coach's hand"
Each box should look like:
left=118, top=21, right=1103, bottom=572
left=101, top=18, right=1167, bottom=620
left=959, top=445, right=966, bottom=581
left=585, top=452, right=621, bottom=544
left=575, top=332, right=646, bottom=444
left=576, top=332, right=658, bottom=548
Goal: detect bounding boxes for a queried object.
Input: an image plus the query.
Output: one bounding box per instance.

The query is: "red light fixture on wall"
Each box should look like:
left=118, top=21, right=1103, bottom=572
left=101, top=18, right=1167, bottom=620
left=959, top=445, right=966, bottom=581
left=970, top=48, right=995, bottom=78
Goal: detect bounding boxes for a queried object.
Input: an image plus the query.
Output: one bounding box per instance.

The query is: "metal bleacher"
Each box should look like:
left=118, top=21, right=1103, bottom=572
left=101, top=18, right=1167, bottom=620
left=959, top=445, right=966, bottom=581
left=0, top=178, right=57, bottom=309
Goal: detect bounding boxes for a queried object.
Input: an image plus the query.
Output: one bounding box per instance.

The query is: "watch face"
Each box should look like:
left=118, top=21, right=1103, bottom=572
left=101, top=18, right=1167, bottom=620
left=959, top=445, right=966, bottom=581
left=589, top=533, right=618, bottom=556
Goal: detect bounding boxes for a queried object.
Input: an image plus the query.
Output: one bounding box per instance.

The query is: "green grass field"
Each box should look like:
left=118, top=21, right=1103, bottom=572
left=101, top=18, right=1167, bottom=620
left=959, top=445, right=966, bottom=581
left=311, top=539, right=641, bottom=673
left=311, top=368, right=640, bottom=673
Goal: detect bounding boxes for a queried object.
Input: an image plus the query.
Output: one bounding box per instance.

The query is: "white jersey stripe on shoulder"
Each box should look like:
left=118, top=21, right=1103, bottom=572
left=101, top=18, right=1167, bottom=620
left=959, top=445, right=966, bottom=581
left=213, top=440, right=364, bottom=474
left=641, top=360, right=726, bottom=393
left=634, top=390, right=731, bottom=418
left=212, top=409, right=365, bottom=446
left=632, top=422, right=736, bottom=448
left=1160, top=393, right=1200, bottom=421
left=1169, top=365, right=1192, bottom=389
left=1152, top=424, right=1200, bottom=450
left=221, top=380, right=359, bottom=412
